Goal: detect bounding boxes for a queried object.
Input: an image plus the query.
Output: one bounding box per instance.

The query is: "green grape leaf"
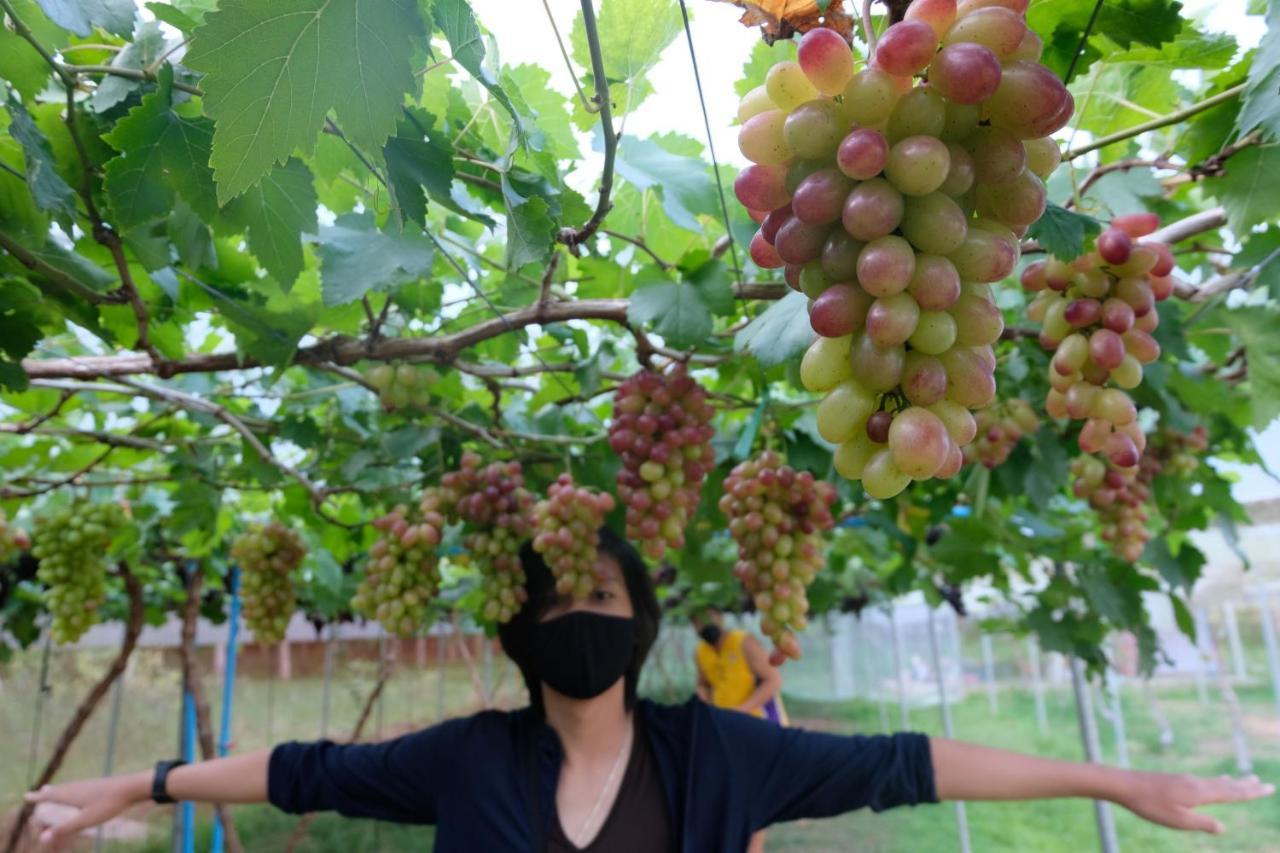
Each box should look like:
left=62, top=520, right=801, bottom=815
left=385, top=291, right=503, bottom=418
left=501, top=174, right=555, bottom=270
left=1200, top=301, right=1280, bottom=429
left=102, top=67, right=218, bottom=226
left=431, top=0, right=522, bottom=132
left=614, top=134, right=718, bottom=232
left=313, top=213, right=435, bottom=306
left=0, top=27, right=51, bottom=99
left=628, top=278, right=713, bottom=349
left=1238, top=0, right=1280, bottom=139
left=570, top=0, right=681, bottom=117
left=504, top=65, right=579, bottom=159
left=1031, top=0, right=1183, bottom=79
left=1143, top=538, right=1205, bottom=590
left=35, top=0, right=135, bottom=37
left=7, top=101, right=76, bottom=220
left=221, top=158, right=318, bottom=289
left=185, top=0, right=424, bottom=203
left=0, top=280, right=43, bottom=391
left=1081, top=169, right=1162, bottom=218
left=90, top=21, right=173, bottom=113
left=1027, top=203, right=1102, bottom=260
left=734, top=290, right=814, bottom=368
left=1206, top=144, right=1280, bottom=233
left=383, top=109, right=455, bottom=230
left=680, top=257, right=735, bottom=316
left=144, top=2, right=200, bottom=32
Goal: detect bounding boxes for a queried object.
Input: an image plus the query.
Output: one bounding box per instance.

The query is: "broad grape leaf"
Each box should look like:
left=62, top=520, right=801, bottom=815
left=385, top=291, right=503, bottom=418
left=35, top=0, right=134, bottom=37
left=501, top=174, right=555, bottom=270
left=628, top=278, right=713, bottom=349
left=7, top=101, right=76, bottom=219
left=0, top=138, right=49, bottom=242
left=1031, top=0, right=1183, bottom=80
left=144, top=1, right=200, bottom=32
left=313, top=213, right=435, bottom=306
left=102, top=67, right=218, bottom=226
left=1238, top=0, right=1280, bottom=139
left=0, top=28, right=51, bottom=99
left=570, top=0, right=684, bottom=126
left=1027, top=203, right=1102, bottom=260
left=734, top=290, right=813, bottom=367
left=90, top=21, right=172, bottom=113
left=613, top=134, right=718, bottom=232
left=1207, top=144, right=1280, bottom=233
left=1200, top=302, right=1280, bottom=429
left=185, top=0, right=424, bottom=203
left=1181, top=56, right=1250, bottom=166
left=1082, top=169, right=1162, bottom=218
left=383, top=110, right=455, bottom=230
left=710, top=0, right=854, bottom=43
left=431, top=0, right=523, bottom=132
left=222, top=159, right=318, bottom=289
left=0, top=279, right=44, bottom=391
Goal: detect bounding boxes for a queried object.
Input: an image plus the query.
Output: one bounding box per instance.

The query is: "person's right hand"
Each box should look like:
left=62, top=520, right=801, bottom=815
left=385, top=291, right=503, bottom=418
left=24, top=772, right=148, bottom=851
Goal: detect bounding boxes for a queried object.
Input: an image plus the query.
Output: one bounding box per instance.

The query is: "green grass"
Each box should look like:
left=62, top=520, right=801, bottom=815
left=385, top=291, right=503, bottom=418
left=5, top=642, right=1280, bottom=851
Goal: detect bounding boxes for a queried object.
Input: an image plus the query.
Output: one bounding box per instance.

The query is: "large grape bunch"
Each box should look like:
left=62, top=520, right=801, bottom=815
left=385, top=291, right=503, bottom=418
left=1022, top=214, right=1175, bottom=467
left=353, top=495, right=447, bottom=636
left=964, top=397, right=1039, bottom=468
left=1071, top=455, right=1152, bottom=562
left=0, top=509, right=31, bottom=565
left=719, top=452, right=837, bottom=662
left=734, top=0, right=1071, bottom=499
left=440, top=452, right=535, bottom=623
left=609, top=366, right=717, bottom=560
left=31, top=502, right=125, bottom=643
left=231, top=521, right=306, bottom=644
left=365, top=362, right=439, bottom=410
left=532, top=475, right=615, bottom=598
left=1145, top=425, right=1207, bottom=477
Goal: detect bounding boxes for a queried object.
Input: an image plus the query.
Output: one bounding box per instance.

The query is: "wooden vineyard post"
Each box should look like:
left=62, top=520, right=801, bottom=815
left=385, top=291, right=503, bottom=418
left=1069, top=657, right=1120, bottom=853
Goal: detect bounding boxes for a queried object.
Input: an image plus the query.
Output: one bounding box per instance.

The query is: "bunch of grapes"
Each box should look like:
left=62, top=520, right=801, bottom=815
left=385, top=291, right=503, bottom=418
left=231, top=521, right=306, bottom=644
left=719, top=452, right=837, bottom=661
left=531, top=475, right=615, bottom=599
left=734, top=0, right=1071, bottom=499
left=1071, top=455, right=1152, bottom=562
left=1144, top=425, right=1207, bottom=477
left=32, top=502, right=125, bottom=643
left=0, top=509, right=31, bottom=565
left=365, top=362, right=439, bottom=410
left=1022, top=214, right=1175, bottom=467
left=964, top=397, right=1039, bottom=468
left=353, top=496, right=447, bottom=637
left=439, top=452, right=535, bottom=623
left=609, top=366, right=717, bottom=560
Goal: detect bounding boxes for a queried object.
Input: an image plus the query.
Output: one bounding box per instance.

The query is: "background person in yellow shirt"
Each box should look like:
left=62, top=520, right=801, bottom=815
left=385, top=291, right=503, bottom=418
left=693, top=607, right=788, bottom=852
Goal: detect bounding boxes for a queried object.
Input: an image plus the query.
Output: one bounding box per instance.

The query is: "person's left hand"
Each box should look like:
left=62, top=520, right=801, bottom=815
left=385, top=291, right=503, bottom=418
left=1115, top=771, right=1273, bottom=833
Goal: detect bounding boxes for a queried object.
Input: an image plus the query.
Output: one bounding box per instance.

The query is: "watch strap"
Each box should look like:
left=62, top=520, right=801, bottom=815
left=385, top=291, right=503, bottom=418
left=151, top=759, right=187, bottom=804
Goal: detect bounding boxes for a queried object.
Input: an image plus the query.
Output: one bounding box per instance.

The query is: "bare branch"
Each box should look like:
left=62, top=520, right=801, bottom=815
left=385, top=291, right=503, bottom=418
left=1063, top=84, right=1247, bottom=161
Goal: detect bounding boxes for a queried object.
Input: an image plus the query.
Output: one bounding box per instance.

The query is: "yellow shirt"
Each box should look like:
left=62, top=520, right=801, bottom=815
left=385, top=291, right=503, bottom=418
left=695, top=629, right=787, bottom=723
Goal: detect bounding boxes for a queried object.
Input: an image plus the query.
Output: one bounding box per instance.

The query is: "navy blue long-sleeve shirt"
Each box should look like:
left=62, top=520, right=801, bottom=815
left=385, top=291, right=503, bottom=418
left=268, top=698, right=937, bottom=851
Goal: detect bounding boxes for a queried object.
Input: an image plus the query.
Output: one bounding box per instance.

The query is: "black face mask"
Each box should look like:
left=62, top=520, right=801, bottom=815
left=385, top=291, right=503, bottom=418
left=533, top=611, right=636, bottom=700
left=698, top=624, right=723, bottom=647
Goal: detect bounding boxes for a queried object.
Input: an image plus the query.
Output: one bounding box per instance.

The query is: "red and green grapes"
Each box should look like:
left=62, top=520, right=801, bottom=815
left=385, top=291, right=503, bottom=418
left=232, top=521, right=307, bottom=645
left=720, top=452, right=837, bottom=662
left=354, top=497, right=446, bottom=637
left=610, top=367, right=717, bottom=561
left=1071, top=455, right=1152, bottom=562
left=964, top=398, right=1039, bottom=468
left=1023, top=214, right=1175, bottom=467
left=440, top=452, right=534, bottom=623
left=32, top=501, right=124, bottom=643
left=736, top=0, right=1070, bottom=498
left=532, top=475, right=616, bottom=599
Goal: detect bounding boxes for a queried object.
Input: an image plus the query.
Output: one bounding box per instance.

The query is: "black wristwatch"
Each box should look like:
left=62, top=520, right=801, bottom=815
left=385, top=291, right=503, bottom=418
left=151, top=759, right=187, bottom=804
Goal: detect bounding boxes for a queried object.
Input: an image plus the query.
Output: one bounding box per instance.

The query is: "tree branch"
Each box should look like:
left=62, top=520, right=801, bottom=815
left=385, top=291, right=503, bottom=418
left=60, top=62, right=205, bottom=96
left=0, top=228, right=113, bottom=304
left=556, top=0, right=617, bottom=250
left=1064, top=84, right=1247, bottom=161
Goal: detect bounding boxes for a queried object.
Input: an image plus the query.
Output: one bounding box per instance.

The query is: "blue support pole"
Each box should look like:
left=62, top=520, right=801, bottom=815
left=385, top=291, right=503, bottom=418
left=210, top=566, right=241, bottom=853
left=180, top=689, right=196, bottom=853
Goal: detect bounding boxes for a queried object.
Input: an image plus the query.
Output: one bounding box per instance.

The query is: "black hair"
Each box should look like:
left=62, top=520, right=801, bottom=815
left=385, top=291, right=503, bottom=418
left=498, top=526, right=661, bottom=717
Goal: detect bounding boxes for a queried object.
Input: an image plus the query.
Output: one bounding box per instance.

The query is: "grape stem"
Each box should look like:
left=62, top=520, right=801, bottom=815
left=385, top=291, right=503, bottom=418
left=861, top=0, right=878, bottom=51
left=1063, top=84, right=1248, bottom=161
